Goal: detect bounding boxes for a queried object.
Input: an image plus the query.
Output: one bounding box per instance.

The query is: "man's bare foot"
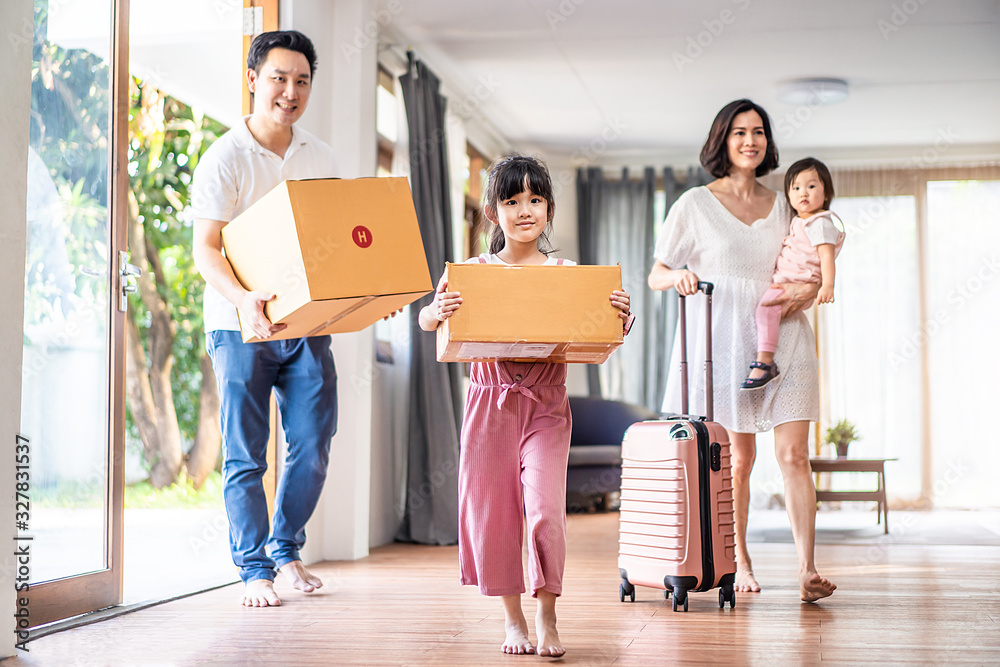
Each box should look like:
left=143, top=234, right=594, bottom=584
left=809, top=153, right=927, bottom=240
left=242, top=579, right=281, bottom=607
left=735, top=567, right=761, bottom=593
left=502, top=620, right=534, bottom=655
left=535, top=615, right=565, bottom=658
left=800, top=571, right=836, bottom=602
left=278, top=560, right=323, bottom=593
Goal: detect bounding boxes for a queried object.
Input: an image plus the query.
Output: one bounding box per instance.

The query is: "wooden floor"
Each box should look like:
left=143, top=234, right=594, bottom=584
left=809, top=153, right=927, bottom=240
left=9, top=512, right=1000, bottom=666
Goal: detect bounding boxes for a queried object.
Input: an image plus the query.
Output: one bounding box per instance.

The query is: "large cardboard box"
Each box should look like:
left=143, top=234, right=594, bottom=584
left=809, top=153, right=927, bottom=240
left=221, top=177, right=433, bottom=343
left=436, top=263, right=624, bottom=363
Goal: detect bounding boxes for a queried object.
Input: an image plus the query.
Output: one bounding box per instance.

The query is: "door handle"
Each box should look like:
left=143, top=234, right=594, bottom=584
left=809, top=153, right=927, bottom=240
left=118, top=250, right=142, bottom=312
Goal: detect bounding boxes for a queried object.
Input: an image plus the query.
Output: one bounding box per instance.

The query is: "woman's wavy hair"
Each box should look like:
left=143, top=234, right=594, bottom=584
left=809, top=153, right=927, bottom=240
left=700, top=99, right=779, bottom=178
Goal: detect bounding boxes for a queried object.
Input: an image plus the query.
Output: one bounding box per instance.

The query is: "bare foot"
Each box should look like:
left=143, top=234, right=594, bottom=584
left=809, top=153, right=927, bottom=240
left=735, top=567, right=761, bottom=593
left=502, top=620, right=534, bottom=655
left=535, top=614, right=565, bottom=658
left=242, top=579, right=280, bottom=607
left=278, top=560, right=323, bottom=593
left=800, top=571, right=836, bottom=602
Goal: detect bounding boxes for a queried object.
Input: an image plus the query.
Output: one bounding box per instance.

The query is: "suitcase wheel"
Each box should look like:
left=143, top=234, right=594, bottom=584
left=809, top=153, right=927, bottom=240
left=663, top=589, right=671, bottom=599
left=672, top=589, right=688, bottom=612
left=619, top=582, right=635, bottom=603
left=719, top=585, right=736, bottom=609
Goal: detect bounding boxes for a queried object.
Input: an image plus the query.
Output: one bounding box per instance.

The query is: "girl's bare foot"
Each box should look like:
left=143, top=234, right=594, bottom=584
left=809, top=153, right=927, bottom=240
left=800, top=571, right=836, bottom=602
left=502, top=621, right=534, bottom=655
left=535, top=590, right=565, bottom=658
left=500, top=595, right=534, bottom=655
left=278, top=560, right=323, bottom=593
left=242, top=579, right=281, bottom=607
left=535, top=618, right=564, bottom=658
left=735, top=567, right=761, bottom=593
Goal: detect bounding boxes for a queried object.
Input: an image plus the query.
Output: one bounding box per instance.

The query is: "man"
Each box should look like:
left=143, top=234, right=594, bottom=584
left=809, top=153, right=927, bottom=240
left=192, top=30, right=337, bottom=607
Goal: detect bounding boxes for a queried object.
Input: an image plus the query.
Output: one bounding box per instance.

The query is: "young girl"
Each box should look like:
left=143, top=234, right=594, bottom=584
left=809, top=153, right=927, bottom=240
left=741, top=157, right=845, bottom=389
left=419, top=154, right=631, bottom=657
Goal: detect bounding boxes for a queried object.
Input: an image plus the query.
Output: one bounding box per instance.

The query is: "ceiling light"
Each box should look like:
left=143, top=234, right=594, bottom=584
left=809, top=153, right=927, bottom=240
left=777, top=78, right=849, bottom=106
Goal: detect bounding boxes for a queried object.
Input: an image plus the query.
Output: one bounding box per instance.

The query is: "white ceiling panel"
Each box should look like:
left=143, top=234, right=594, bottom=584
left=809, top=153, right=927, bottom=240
left=380, top=0, right=1000, bottom=166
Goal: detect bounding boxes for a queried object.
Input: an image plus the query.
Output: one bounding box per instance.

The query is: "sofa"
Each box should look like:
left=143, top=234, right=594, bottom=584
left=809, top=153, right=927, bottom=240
left=566, top=396, right=658, bottom=512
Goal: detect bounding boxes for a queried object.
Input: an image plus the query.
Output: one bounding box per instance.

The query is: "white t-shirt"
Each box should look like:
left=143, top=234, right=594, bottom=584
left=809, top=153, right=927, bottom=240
left=466, top=253, right=576, bottom=266
left=191, top=116, right=338, bottom=332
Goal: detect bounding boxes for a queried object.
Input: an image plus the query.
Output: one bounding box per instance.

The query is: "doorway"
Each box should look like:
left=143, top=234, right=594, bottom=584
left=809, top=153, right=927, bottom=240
left=22, top=0, right=129, bottom=626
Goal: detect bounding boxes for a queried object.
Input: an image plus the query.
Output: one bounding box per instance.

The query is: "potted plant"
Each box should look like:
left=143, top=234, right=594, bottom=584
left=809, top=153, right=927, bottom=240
left=825, top=419, right=860, bottom=459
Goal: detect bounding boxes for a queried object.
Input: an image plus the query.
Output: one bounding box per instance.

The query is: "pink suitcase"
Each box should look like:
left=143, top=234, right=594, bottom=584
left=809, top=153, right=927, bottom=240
left=617, top=282, right=737, bottom=611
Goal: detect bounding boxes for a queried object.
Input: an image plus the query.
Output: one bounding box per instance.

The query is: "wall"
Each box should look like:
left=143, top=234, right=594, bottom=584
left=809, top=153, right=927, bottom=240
left=1, top=0, right=33, bottom=656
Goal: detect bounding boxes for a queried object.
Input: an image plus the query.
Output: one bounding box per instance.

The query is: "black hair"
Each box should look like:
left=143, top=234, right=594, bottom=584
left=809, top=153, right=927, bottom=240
left=784, top=157, right=835, bottom=211
left=700, top=99, right=779, bottom=179
left=482, top=153, right=557, bottom=255
left=247, top=30, right=318, bottom=79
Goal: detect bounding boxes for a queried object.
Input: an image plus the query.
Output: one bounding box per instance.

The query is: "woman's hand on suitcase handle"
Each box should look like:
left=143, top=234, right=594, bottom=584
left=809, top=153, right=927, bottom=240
left=675, top=269, right=701, bottom=296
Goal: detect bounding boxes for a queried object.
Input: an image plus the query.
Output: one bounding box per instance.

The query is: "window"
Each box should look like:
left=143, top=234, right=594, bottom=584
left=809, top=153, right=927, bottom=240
left=924, top=180, right=1000, bottom=507
left=376, top=65, right=396, bottom=178
left=373, top=64, right=402, bottom=351
left=819, top=195, right=921, bottom=499
left=463, top=142, right=489, bottom=259
left=817, top=167, right=1000, bottom=507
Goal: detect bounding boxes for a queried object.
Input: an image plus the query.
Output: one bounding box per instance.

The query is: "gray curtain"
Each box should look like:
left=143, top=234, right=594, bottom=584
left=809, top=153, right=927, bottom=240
left=577, top=167, right=655, bottom=407
left=576, top=166, right=711, bottom=413
left=395, top=53, right=461, bottom=545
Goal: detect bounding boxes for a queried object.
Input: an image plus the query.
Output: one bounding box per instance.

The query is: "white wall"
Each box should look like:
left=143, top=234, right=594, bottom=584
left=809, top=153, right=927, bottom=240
left=1, top=0, right=33, bottom=656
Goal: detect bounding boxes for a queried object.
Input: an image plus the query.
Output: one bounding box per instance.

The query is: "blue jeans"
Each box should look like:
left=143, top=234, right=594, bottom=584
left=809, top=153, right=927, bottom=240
left=206, top=331, right=337, bottom=584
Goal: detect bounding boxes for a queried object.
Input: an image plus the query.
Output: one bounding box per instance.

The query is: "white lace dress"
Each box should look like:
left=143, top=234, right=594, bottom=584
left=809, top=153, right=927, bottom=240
left=654, top=186, right=819, bottom=433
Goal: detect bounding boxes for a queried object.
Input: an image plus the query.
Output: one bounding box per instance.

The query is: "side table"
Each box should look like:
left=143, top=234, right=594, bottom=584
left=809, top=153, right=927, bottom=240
left=809, top=458, right=896, bottom=534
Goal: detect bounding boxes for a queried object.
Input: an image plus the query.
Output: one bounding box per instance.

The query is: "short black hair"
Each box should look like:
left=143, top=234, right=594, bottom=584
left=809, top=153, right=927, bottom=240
left=247, top=30, right=317, bottom=79
left=784, top=157, right=835, bottom=210
left=483, top=153, right=557, bottom=255
left=700, top=99, right=779, bottom=179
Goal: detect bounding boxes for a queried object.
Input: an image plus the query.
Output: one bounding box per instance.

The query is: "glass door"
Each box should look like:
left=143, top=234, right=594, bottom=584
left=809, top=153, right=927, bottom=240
left=22, top=0, right=129, bottom=626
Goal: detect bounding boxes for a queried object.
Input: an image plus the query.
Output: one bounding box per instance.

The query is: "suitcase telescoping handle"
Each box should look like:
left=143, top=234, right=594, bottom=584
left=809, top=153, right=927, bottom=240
left=678, top=281, right=714, bottom=422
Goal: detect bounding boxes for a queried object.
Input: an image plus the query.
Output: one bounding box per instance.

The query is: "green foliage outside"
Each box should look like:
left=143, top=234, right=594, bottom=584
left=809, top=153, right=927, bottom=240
left=125, top=471, right=224, bottom=509
left=127, top=77, right=228, bottom=447
left=26, top=4, right=109, bottom=337
left=28, top=3, right=228, bottom=501
left=35, top=471, right=224, bottom=510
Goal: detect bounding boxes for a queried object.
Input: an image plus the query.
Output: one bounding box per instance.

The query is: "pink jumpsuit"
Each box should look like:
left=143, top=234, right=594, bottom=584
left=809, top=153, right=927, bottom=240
left=458, top=360, right=572, bottom=597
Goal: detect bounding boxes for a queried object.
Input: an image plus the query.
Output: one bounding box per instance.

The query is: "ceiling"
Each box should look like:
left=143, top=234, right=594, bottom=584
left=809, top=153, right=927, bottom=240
left=379, top=0, right=1000, bottom=167
left=47, top=0, right=1000, bottom=169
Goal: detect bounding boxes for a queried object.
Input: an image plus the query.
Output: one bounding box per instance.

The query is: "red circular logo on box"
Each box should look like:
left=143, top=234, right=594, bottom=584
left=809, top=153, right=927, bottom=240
left=352, top=225, right=373, bottom=248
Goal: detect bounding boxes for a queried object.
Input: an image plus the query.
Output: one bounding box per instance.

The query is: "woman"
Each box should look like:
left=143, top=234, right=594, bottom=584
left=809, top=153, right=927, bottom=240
left=648, top=99, right=836, bottom=602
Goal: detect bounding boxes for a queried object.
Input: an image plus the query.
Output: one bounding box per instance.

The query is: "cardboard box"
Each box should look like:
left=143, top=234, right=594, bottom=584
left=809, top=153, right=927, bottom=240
left=221, top=177, right=433, bottom=343
left=436, top=263, right=624, bottom=363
